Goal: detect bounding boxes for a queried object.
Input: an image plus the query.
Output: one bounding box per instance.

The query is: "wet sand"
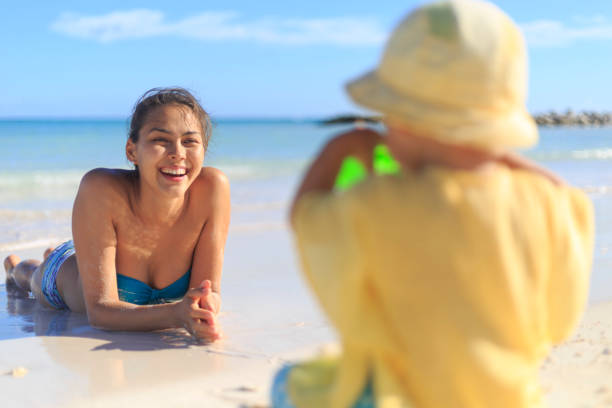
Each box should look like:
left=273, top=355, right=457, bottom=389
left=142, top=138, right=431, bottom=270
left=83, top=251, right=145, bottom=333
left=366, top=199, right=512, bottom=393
left=1, top=227, right=611, bottom=407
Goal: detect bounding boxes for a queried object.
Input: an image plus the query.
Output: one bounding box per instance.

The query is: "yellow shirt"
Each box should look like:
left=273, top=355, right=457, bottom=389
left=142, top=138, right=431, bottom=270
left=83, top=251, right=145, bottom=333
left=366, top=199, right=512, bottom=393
left=291, top=166, right=593, bottom=408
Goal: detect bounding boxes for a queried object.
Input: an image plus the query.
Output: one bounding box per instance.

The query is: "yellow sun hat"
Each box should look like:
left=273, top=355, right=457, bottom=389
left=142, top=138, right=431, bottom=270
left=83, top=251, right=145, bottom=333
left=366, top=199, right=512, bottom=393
left=346, top=0, right=538, bottom=150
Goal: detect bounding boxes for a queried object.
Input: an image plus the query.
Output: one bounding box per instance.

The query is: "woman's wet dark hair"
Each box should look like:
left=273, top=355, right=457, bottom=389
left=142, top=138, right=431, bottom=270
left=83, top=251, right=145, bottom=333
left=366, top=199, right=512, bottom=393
left=128, top=87, right=212, bottom=149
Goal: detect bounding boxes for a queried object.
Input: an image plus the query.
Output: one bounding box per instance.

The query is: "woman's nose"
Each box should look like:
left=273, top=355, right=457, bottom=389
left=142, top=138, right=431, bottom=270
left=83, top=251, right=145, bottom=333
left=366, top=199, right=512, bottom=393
left=168, top=141, right=185, bottom=159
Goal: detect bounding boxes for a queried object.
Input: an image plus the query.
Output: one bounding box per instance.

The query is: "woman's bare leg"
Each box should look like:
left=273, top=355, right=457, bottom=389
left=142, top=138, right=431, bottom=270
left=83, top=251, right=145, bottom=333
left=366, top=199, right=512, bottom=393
left=5, top=248, right=84, bottom=312
left=27, top=252, right=85, bottom=312
left=55, top=255, right=86, bottom=312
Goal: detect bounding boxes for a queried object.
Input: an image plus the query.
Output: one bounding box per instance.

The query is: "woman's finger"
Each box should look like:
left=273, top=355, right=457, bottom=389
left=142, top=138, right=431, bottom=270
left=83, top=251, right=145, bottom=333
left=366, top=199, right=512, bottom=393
left=185, top=286, right=205, bottom=301
left=191, top=321, right=220, bottom=341
left=191, top=308, right=216, bottom=326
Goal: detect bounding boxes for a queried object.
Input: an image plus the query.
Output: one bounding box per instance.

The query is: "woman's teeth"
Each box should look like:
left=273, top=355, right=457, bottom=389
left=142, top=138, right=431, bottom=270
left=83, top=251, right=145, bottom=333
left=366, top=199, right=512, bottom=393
left=161, top=168, right=187, bottom=176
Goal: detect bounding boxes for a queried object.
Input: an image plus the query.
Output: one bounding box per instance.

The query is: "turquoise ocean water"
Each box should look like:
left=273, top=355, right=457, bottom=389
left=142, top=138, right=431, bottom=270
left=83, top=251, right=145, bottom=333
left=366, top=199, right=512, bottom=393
left=1, top=120, right=612, bottom=301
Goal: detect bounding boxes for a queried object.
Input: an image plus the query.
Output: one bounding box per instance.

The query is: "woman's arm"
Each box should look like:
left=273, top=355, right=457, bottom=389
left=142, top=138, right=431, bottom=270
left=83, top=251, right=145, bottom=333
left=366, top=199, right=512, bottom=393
left=72, top=169, right=219, bottom=340
left=289, top=128, right=382, bottom=224
left=189, top=167, right=231, bottom=315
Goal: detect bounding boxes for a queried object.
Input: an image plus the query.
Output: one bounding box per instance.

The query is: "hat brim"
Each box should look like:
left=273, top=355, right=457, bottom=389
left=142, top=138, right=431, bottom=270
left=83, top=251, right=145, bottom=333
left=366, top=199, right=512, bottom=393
left=346, top=70, right=538, bottom=150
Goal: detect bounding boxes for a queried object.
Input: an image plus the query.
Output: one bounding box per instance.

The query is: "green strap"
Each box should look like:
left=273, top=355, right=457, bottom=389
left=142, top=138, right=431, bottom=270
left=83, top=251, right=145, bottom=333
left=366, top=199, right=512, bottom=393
left=334, top=144, right=401, bottom=191
left=373, top=144, right=401, bottom=174
left=334, top=156, right=367, bottom=191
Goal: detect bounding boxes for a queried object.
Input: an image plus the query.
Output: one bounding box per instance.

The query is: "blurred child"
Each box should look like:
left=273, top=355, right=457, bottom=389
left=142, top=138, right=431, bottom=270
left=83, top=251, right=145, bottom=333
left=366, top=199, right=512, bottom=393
left=274, top=1, right=594, bottom=406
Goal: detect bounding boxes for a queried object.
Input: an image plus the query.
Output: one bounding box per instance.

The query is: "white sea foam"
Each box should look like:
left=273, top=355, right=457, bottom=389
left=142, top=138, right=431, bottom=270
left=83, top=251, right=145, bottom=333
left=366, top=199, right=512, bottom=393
left=527, top=148, right=612, bottom=161
left=0, top=237, right=71, bottom=252
left=0, top=170, right=84, bottom=207
left=0, top=170, right=85, bottom=186
left=218, top=164, right=258, bottom=179
left=0, top=209, right=72, bottom=221
left=571, top=148, right=612, bottom=160
left=214, top=160, right=306, bottom=181
left=0, top=162, right=303, bottom=191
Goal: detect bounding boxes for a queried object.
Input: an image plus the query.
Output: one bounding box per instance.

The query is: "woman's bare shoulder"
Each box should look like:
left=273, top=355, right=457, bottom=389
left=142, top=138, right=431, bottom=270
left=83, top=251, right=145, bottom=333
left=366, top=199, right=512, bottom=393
left=80, top=168, right=133, bottom=189
left=76, top=168, right=135, bottom=206
left=193, top=167, right=230, bottom=193
left=189, top=167, right=230, bottom=210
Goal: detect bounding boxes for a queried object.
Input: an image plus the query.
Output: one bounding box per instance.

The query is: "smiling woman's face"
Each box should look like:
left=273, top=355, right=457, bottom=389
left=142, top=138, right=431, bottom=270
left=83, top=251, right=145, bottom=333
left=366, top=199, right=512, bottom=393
left=126, top=104, right=205, bottom=198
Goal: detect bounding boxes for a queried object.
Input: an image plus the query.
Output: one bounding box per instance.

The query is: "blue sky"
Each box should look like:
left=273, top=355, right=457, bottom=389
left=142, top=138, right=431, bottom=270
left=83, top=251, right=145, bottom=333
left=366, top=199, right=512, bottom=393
left=2, top=0, right=612, bottom=118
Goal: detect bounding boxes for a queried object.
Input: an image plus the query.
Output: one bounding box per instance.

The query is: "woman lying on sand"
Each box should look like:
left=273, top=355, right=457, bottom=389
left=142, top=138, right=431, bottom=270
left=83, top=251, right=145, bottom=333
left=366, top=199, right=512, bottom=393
left=273, top=1, right=594, bottom=407
left=4, top=88, right=230, bottom=342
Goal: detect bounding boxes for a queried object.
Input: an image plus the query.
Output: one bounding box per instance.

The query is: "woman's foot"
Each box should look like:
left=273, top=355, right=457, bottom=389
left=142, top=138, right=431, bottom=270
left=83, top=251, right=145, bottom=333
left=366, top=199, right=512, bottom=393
left=4, top=255, right=24, bottom=293
left=4, top=255, right=19, bottom=278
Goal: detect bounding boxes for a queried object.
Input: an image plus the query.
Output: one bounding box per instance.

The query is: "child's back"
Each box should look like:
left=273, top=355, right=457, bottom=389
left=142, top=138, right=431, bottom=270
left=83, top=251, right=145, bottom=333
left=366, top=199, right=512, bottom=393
left=291, top=165, right=592, bottom=407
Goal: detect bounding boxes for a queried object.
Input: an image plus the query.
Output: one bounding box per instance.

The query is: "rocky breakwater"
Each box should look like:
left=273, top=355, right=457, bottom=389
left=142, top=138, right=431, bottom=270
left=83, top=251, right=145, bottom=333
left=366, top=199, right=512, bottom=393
left=321, top=111, right=612, bottom=127
left=320, top=114, right=382, bottom=125
left=533, top=110, right=612, bottom=127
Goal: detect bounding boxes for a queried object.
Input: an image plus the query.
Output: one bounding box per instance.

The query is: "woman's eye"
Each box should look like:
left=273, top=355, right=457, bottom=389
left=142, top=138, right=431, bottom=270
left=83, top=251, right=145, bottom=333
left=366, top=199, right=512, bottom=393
left=152, top=137, right=167, bottom=143
left=184, top=139, right=199, bottom=145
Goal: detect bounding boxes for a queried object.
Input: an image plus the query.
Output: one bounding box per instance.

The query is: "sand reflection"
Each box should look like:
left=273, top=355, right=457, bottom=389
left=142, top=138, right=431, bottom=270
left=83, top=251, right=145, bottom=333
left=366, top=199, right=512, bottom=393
left=1, top=285, right=230, bottom=399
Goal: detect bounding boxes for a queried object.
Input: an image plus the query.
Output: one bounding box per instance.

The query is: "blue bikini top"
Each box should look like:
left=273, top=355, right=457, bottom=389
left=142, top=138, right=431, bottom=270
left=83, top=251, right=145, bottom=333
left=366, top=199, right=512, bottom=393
left=117, top=270, right=191, bottom=305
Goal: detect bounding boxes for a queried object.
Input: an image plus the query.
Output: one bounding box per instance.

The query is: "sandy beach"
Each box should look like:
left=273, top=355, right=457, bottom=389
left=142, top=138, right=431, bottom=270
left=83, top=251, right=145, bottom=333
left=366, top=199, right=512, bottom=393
left=0, top=223, right=610, bottom=407
left=541, top=301, right=612, bottom=407
left=0, top=227, right=333, bottom=407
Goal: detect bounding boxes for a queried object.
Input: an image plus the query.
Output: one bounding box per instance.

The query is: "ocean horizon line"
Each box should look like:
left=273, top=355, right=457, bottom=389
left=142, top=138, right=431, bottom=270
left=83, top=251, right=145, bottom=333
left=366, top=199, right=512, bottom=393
left=0, top=116, right=327, bottom=124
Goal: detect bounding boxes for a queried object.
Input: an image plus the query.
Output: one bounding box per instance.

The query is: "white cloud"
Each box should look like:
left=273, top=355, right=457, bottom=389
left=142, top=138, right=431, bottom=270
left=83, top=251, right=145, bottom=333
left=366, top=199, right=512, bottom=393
left=51, top=10, right=167, bottom=43
left=50, top=9, right=387, bottom=46
left=572, top=14, right=608, bottom=25
left=521, top=17, right=612, bottom=47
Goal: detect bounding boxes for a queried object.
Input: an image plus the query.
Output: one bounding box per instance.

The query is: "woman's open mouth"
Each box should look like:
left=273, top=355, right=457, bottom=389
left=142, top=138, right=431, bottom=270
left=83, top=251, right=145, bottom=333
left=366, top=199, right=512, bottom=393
left=160, top=167, right=189, bottom=181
